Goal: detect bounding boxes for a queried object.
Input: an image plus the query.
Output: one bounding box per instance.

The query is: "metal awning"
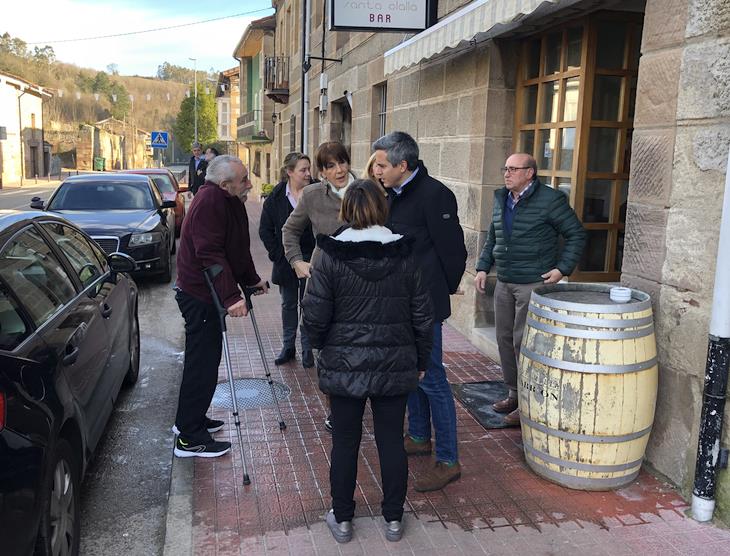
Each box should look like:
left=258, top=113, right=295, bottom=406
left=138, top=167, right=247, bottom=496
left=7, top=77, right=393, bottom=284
left=384, top=0, right=583, bottom=75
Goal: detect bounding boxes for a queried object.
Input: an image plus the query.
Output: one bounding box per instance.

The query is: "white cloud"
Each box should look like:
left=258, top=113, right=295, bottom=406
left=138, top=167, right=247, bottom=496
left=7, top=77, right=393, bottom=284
left=3, top=0, right=269, bottom=76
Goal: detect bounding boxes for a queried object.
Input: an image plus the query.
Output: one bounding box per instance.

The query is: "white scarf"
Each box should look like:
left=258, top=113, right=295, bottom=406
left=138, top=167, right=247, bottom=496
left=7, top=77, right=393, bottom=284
left=328, top=172, right=355, bottom=199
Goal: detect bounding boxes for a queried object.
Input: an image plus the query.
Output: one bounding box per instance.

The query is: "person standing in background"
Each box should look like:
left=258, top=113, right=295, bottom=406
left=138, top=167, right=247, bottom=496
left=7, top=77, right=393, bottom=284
left=259, top=152, right=316, bottom=369
left=188, top=142, right=208, bottom=195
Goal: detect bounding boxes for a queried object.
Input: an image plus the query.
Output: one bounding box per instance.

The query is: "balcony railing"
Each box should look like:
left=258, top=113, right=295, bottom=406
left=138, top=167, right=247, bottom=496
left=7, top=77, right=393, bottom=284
left=264, top=56, right=290, bottom=104
left=237, top=110, right=272, bottom=143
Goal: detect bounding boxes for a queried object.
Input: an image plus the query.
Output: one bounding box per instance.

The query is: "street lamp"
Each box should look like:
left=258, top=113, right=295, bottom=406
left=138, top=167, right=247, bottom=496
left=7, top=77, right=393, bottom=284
left=189, top=57, right=198, bottom=144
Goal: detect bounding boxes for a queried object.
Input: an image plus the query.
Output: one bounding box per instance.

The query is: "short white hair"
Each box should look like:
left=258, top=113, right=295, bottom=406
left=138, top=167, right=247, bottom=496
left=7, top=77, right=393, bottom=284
left=205, top=155, right=243, bottom=185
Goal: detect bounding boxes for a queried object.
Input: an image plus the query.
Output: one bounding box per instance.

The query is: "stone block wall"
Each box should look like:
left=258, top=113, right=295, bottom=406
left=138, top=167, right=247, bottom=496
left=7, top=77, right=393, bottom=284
left=622, top=0, right=730, bottom=521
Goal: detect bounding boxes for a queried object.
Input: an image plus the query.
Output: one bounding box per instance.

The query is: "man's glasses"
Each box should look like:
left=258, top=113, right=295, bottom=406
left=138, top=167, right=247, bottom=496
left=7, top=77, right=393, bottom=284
left=501, top=166, right=531, bottom=174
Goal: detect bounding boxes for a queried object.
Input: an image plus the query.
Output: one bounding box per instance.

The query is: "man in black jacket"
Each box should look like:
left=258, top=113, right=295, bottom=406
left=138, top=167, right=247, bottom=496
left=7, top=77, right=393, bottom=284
left=188, top=142, right=208, bottom=195
left=259, top=153, right=316, bottom=368
left=373, top=131, right=467, bottom=492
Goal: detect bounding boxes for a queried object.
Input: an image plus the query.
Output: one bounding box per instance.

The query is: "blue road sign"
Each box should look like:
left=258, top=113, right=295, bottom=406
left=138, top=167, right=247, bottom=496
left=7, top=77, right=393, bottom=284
left=151, top=131, right=169, bottom=148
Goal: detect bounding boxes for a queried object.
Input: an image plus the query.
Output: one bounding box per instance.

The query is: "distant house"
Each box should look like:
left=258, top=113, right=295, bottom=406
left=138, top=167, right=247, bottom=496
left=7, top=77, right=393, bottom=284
left=0, top=71, right=53, bottom=187
left=215, top=67, right=241, bottom=155
left=233, top=14, right=277, bottom=191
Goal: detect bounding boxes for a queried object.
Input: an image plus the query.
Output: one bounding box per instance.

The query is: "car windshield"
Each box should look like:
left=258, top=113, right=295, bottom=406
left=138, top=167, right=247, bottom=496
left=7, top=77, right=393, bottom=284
left=151, top=175, right=176, bottom=195
left=48, top=181, right=154, bottom=210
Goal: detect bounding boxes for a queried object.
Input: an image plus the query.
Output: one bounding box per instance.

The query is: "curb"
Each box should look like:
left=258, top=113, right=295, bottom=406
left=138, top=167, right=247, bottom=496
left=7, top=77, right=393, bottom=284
left=162, top=451, right=194, bottom=556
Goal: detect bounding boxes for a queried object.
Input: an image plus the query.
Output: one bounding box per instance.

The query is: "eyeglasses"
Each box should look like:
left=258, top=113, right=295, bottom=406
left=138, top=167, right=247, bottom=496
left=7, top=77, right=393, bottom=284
left=501, top=166, right=531, bottom=174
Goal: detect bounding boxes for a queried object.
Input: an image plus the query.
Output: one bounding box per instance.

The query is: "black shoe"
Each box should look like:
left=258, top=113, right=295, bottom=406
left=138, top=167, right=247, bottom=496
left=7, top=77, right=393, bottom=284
left=301, top=349, right=314, bottom=368
left=171, top=417, right=224, bottom=436
left=324, top=414, right=333, bottom=433
left=275, top=347, right=296, bottom=366
left=173, top=436, right=231, bottom=458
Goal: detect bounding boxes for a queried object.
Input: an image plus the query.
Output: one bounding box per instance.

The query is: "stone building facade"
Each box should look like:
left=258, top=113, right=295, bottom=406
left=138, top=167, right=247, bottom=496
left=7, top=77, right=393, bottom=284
left=251, top=0, right=730, bottom=521
left=0, top=71, right=52, bottom=187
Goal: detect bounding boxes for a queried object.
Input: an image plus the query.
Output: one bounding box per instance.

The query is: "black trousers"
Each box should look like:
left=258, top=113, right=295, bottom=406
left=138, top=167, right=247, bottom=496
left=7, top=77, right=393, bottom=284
left=175, top=290, right=222, bottom=442
left=329, top=394, right=409, bottom=523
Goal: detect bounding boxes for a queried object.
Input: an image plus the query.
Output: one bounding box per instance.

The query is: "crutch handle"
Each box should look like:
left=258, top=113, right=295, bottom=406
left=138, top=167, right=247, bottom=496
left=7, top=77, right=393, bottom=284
left=242, top=281, right=271, bottom=310
left=203, top=264, right=228, bottom=331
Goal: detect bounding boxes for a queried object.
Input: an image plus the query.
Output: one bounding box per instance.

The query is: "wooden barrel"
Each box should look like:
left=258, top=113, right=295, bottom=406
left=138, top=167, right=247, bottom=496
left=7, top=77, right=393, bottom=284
left=518, top=283, right=658, bottom=490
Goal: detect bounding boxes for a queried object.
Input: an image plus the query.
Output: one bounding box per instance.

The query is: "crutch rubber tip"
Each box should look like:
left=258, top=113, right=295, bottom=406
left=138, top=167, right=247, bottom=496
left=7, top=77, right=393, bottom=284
left=279, top=422, right=287, bottom=431
left=243, top=475, right=251, bottom=485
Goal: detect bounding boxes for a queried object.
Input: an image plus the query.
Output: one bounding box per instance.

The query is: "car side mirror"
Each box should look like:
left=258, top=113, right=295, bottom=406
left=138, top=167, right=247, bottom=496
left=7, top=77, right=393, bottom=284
left=108, top=252, right=137, bottom=273
left=160, top=200, right=176, bottom=209
left=30, top=197, right=44, bottom=210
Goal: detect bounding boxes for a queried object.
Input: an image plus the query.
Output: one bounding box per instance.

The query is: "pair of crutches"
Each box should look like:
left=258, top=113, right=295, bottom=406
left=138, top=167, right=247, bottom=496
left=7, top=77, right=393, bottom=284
left=203, top=264, right=287, bottom=486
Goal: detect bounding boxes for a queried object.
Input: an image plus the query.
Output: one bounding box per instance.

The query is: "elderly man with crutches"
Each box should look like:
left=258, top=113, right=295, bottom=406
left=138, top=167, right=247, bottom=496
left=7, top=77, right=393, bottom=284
left=173, top=155, right=268, bottom=458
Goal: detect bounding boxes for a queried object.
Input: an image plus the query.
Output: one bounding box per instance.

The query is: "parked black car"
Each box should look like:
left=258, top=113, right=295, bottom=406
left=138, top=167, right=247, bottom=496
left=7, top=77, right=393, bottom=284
left=31, top=173, right=176, bottom=282
left=0, top=211, right=139, bottom=556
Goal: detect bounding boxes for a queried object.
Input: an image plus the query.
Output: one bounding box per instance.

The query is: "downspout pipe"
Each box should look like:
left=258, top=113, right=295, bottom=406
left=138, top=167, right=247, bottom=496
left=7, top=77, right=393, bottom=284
left=692, top=144, right=730, bottom=522
left=300, top=0, right=309, bottom=153
left=18, top=88, right=26, bottom=187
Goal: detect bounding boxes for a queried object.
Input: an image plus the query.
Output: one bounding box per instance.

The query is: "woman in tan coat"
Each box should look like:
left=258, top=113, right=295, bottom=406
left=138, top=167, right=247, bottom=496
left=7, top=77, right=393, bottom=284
left=282, top=141, right=356, bottom=432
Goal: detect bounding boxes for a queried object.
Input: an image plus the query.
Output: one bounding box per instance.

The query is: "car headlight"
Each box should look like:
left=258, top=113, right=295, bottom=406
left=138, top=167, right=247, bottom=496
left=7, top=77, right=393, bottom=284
left=129, top=232, right=162, bottom=246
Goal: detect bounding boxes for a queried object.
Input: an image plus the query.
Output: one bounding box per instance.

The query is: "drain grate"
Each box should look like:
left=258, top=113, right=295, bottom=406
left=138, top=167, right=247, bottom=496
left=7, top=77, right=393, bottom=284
left=211, top=378, right=291, bottom=410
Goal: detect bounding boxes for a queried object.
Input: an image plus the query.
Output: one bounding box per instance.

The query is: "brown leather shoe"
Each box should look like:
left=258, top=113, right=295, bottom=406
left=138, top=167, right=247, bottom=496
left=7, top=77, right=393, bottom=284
left=414, top=461, right=461, bottom=492
left=404, top=435, right=432, bottom=456
left=503, top=408, right=521, bottom=426
left=492, top=397, right=518, bottom=413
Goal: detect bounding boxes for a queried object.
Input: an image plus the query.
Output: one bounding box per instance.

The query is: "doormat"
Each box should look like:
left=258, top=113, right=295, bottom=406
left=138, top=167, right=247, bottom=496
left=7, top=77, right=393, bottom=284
left=450, top=381, right=519, bottom=429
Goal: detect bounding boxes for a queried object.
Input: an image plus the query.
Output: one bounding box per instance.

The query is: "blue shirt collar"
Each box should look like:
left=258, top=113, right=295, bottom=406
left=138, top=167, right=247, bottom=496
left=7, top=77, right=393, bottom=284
left=393, top=167, right=419, bottom=195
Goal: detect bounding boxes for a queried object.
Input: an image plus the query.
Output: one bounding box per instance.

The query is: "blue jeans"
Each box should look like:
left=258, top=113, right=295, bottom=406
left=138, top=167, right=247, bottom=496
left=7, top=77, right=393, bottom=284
left=407, top=322, right=459, bottom=464
left=280, top=283, right=310, bottom=351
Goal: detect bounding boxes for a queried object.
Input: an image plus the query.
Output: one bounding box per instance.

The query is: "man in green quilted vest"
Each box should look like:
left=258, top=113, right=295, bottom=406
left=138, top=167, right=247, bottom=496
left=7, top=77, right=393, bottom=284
left=474, top=153, right=586, bottom=426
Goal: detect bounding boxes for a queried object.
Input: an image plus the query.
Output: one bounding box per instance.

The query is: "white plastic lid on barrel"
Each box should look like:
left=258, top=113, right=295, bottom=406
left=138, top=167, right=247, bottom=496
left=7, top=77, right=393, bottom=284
left=517, top=283, right=657, bottom=491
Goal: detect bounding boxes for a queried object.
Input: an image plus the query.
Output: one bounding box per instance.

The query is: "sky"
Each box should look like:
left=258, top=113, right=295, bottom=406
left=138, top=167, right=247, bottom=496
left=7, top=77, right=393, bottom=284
left=3, top=0, right=274, bottom=76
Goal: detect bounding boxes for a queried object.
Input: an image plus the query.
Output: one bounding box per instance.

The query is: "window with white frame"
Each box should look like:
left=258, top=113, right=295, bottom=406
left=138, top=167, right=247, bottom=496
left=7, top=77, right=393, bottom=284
left=218, top=99, right=230, bottom=139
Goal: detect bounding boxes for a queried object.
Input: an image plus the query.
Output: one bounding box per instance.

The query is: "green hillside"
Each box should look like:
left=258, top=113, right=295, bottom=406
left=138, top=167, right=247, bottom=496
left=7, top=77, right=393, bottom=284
left=0, top=32, right=207, bottom=133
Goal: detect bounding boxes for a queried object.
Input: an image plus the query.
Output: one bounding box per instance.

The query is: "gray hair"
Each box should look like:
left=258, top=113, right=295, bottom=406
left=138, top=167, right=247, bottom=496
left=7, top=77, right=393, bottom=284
left=205, top=155, right=243, bottom=185
left=372, top=131, right=419, bottom=171
left=191, top=141, right=202, bottom=149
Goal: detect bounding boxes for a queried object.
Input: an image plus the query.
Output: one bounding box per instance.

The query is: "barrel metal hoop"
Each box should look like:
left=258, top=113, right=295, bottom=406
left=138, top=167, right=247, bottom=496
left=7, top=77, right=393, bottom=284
left=521, top=414, right=653, bottom=443
left=528, top=304, right=655, bottom=329
left=531, top=285, right=652, bottom=314
left=526, top=317, right=655, bottom=339
left=526, top=460, right=641, bottom=489
left=524, top=443, right=644, bottom=472
left=521, top=346, right=658, bottom=374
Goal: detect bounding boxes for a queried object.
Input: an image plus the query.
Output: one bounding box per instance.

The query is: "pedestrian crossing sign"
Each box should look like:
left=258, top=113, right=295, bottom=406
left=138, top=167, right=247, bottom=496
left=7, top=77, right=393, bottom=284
left=151, top=131, right=168, bottom=148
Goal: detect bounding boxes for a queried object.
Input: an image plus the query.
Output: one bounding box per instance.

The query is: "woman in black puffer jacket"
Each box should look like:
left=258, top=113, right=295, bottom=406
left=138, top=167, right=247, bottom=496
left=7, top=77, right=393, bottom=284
left=302, top=179, right=433, bottom=545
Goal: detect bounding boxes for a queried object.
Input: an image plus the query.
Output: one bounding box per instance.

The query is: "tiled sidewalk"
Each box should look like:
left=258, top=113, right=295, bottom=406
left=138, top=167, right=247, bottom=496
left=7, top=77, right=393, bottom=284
left=181, top=200, right=730, bottom=555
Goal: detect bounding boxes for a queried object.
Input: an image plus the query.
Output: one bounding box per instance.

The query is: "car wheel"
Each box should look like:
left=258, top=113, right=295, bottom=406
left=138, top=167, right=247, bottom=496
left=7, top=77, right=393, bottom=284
left=158, top=249, right=172, bottom=283
left=124, top=305, right=140, bottom=386
left=35, top=439, right=80, bottom=556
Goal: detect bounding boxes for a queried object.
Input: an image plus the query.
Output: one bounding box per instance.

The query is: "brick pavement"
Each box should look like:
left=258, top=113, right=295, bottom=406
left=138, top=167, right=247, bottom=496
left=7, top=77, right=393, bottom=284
left=180, top=199, right=730, bottom=555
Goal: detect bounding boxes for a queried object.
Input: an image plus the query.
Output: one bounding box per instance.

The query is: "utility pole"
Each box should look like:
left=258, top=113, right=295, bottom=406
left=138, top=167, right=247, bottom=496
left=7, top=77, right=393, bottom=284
left=189, top=57, right=198, bottom=144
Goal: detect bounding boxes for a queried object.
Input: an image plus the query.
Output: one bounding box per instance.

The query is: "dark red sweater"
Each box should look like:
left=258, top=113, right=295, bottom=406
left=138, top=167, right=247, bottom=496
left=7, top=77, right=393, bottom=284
left=176, top=182, right=261, bottom=308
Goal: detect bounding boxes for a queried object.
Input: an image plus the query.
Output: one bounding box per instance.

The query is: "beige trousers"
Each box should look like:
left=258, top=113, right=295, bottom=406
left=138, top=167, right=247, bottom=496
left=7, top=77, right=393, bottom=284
left=494, top=279, right=543, bottom=395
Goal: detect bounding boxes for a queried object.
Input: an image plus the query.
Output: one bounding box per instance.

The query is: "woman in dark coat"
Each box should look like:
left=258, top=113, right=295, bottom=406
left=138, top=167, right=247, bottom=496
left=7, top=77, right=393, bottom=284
left=259, top=152, right=316, bottom=367
left=302, top=179, right=433, bottom=544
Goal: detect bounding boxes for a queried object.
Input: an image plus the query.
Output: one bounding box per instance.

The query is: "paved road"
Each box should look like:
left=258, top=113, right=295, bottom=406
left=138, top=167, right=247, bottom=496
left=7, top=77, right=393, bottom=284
left=78, top=258, right=184, bottom=555
left=0, top=184, right=58, bottom=210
